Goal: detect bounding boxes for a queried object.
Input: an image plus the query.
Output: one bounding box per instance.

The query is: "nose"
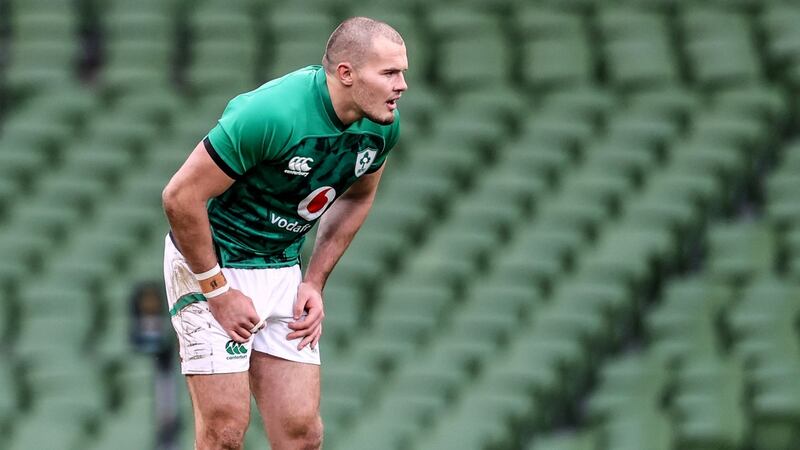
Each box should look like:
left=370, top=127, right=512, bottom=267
left=395, top=72, right=408, bottom=92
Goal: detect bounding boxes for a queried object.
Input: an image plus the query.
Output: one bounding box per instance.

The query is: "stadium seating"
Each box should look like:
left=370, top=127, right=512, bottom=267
left=1, top=1, right=799, bottom=449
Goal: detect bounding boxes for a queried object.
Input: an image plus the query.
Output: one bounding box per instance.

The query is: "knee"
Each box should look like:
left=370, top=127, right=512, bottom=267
left=201, top=415, right=249, bottom=450
left=285, top=414, right=323, bottom=450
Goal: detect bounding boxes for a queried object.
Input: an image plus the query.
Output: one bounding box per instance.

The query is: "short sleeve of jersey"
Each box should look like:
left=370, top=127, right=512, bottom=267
left=206, top=94, right=290, bottom=178
left=367, top=111, right=401, bottom=174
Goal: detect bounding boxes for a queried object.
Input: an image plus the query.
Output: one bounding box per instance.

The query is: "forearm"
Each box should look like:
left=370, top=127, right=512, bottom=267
left=304, top=195, right=374, bottom=290
left=163, top=190, right=218, bottom=273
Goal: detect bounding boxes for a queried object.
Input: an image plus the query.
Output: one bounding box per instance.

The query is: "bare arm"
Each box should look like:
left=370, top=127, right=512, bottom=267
left=162, top=140, right=235, bottom=273
left=162, top=141, right=260, bottom=343
left=305, top=164, right=386, bottom=290
left=287, top=164, right=386, bottom=350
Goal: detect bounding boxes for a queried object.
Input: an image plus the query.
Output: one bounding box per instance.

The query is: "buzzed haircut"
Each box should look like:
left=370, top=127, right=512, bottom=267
left=322, top=17, right=404, bottom=72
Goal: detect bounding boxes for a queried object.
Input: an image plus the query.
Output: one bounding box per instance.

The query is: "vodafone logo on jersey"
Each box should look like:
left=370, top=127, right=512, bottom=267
left=297, top=186, right=337, bottom=220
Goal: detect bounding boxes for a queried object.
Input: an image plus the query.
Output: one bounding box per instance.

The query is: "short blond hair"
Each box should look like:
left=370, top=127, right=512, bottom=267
left=322, top=17, right=404, bottom=72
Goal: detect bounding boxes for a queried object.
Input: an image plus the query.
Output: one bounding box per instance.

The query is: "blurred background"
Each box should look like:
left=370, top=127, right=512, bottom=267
left=1, top=0, right=800, bottom=449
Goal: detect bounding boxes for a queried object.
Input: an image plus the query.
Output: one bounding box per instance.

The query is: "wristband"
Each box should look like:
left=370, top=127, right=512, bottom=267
left=199, top=272, right=227, bottom=295
left=193, top=264, right=221, bottom=281
left=204, top=283, right=230, bottom=299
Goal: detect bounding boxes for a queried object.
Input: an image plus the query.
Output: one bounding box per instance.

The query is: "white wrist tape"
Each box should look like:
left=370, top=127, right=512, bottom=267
left=204, top=283, right=230, bottom=299
left=194, top=264, right=221, bottom=281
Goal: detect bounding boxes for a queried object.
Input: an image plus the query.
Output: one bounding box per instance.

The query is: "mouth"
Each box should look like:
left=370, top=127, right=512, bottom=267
left=386, top=98, right=399, bottom=110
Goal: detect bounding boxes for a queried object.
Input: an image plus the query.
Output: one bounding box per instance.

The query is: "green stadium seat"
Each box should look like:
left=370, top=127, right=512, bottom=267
left=336, top=413, right=420, bottom=450
left=438, top=37, right=511, bottom=89
left=105, top=40, right=172, bottom=69
left=605, top=110, right=681, bottom=152
left=707, top=223, right=775, bottom=283
left=187, top=68, right=254, bottom=97
left=529, top=431, right=597, bottom=450
left=464, top=281, right=541, bottom=318
left=265, top=8, right=336, bottom=44
left=544, top=87, right=616, bottom=124
left=192, top=41, right=258, bottom=73
left=586, top=352, right=667, bottom=424
left=2, top=115, right=74, bottom=149
left=6, top=44, right=78, bottom=81
left=471, top=174, right=546, bottom=216
left=687, top=39, right=762, bottom=87
left=114, top=89, right=183, bottom=124
left=60, top=142, right=134, bottom=181
left=103, top=12, right=173, bottom=44
left=86, top=414, right=157, bottom=450
left=5, top=409, right=90, bottom=450
left=561, top=169, right=632, bottom=213
left=491, top=252, right=563, bottom=295
left=597, top=7, right=665, bottom=42
left=522, top=38, right=593, bottom=89
left=555, top=277, right=632, bottom=338
left=629, top=86, right=701, bottom=124
left=496, top=139, right=573, bottom=187
left=322, top=365, right=376, bottom=408
left=727, top=277, right=798, bottom=336
left=103, top=68, right=170, bottom=92
left=692, top=110, right=767, bottom=154
left=540, top=301, right=610, bottom=358
left=604, top=40, right=678, bottom=89
left=515, top=6, right=583, bottom=40
left=190, top=11, right=255, bottom=42
left=35, top=174, right=107, bottom=212
left=414, top=399, right=517, bottom=450
left=266, top=42, right=323, bottom=79
left=11, top=13, right=76, bottom=43
left=714, top=86, right=788, bottom=125
left=647, top=171, right=724, bottom=214
left=582, top=139, right=658, bottom=186
left=519, top=223, right=584, bottom=259
left=579, top=226, right=672, bottom=291
left=538, top=195, right=609, bottom=241
left=28, top=365, right=108, bottom=416
left=520, top=112, right=595, bottom=156
left=362, top=201, right=430, bottom=241
left=682, top=7, right=750, bottom=40
left=672, top=357, right=747, bottom=450
left=102, top=0, right=177, bottom=14
left=602, top=411, right=674, bottom=450
left=9, top=201, right=82, bottom=244
left=668, top=139, right=745, bottom=189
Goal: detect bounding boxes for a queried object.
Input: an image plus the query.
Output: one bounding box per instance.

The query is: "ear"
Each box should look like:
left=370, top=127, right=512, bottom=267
left=336, top=63, right=354, bottom=87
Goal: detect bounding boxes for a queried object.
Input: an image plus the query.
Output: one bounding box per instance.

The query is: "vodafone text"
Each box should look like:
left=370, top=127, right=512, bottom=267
left=270, top=213, right=313, bottom=233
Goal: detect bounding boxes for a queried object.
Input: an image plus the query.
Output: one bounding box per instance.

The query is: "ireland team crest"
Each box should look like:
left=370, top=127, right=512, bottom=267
left=355, top=148, right=377, bottom=177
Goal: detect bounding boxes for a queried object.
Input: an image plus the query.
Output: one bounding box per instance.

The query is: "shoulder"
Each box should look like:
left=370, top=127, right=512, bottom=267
left=223, top=66, right=319, bottom=127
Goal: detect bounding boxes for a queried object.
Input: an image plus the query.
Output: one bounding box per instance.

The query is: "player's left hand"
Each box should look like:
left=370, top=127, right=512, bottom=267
left=288, top=281, right=324, bottom=351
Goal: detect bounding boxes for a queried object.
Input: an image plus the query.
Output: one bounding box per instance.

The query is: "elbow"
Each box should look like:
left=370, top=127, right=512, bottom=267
left=162, top=182, right=181, bottom=217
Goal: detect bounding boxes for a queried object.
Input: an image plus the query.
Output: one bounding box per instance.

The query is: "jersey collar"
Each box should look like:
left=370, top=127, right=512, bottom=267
left=315, top=67, right=346, bottom=131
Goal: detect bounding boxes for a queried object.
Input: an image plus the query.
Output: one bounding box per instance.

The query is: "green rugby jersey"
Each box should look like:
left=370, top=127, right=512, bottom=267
left=202, top=65, right=400, bottom=269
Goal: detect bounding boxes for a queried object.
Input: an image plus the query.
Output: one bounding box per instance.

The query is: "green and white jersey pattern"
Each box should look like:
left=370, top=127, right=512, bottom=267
left=203, top=65, right=400, bottom=269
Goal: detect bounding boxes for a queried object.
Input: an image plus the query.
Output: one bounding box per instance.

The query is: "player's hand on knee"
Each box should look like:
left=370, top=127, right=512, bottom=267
left=208, top=288, right=261, bottom=343
left=288, top=282, right=325, bottom=350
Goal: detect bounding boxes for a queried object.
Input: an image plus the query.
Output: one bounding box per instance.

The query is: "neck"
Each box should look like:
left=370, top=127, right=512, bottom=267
left=326, top=73, right=361, bottom=126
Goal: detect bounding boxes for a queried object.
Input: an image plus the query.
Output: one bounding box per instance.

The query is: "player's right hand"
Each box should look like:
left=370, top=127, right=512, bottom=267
left=207, top=288, right=262, bottom=343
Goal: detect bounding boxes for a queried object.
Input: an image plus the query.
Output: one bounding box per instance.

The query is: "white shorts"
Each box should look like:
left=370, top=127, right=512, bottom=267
left=163, top=235, right=320, bottom=374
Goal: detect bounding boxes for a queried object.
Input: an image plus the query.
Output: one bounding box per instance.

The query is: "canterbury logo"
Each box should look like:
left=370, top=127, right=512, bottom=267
left=284, top=156, right=314, bottom=177
left=225, top=340, right=248, bottom=356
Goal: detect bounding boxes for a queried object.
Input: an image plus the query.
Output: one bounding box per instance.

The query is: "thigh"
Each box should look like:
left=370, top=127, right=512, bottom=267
left=186, top=372, right=252, bottom=432
left=249, top=351, right=321, bottom=440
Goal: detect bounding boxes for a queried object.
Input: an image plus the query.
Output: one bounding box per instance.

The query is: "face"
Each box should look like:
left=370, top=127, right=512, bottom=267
left=351, top=37, right=408, bottom=125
